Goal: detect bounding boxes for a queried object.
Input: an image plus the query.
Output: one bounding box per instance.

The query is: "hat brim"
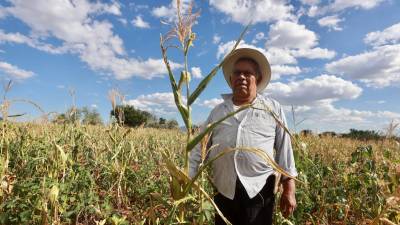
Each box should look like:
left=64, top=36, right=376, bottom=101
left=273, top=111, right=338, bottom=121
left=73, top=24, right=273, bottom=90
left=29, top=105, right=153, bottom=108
left=222, top=48, right=271, bottom=92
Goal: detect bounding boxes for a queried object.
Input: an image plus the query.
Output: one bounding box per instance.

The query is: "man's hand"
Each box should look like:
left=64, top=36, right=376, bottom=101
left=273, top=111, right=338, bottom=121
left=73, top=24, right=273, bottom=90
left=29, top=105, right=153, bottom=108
left=280, top=178, right=296, bottom=218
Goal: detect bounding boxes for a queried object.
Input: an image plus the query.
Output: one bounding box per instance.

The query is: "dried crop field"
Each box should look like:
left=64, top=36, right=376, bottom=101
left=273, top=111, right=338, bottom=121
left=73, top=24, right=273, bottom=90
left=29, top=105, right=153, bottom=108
left=0, top=122, right=399, bottom=225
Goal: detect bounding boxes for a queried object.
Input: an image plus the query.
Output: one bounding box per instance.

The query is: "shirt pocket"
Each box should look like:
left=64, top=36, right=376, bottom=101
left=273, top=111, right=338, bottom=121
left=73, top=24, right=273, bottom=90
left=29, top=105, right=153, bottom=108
left=244, top=110, right=276, bottom=137
left=212, top=117, right=237, bottom=147
left=209, top=118, right=237, bottom=160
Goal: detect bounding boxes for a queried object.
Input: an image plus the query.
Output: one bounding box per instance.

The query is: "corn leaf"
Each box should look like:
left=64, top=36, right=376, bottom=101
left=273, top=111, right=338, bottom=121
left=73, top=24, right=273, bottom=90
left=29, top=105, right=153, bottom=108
left=161, top=40, right=190, bottom=129
left=7, top=113, right=26, bottom=118
left=184, top=148, right=236, bottom=194
left=161, top=151, right=233, bottom=225
left=173, top=195, right=195, bottom=206
left=186, top=104, right=251, bottom=152
left=177, top=71, right=185, bottom=91
left=161, top=151, right=187, bottom=184
left=170, top=176, right=184, bottom=200
left=55, top=143, right=68, bottom=165
left=196, top=184, right=232, bottom=225
left=236, top=147, right=302, bottom=183
left=185, top=146, right=302, bottom=195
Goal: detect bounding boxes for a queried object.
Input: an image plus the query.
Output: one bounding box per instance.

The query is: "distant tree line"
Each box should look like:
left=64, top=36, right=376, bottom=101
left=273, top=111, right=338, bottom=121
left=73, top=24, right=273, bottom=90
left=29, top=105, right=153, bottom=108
left=52, top=105, right=179, bottom=129
left=299, top=128, right=392, bottom=141
left=110, top=105, right=179, bottom=129
left=53, top=106, right=102, bottom=125
left=342, top=129, right=382, bottom=141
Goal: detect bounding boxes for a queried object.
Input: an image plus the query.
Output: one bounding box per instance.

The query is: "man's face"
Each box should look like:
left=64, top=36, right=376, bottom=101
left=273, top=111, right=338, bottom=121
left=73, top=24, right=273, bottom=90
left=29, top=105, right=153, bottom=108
left=230, top=60, right=258, bottom=101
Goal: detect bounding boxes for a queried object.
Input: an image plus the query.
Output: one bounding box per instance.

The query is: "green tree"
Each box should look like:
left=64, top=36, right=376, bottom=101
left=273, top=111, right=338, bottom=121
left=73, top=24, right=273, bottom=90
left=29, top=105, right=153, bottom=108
left=343, top=129, right=382, bottom=141
left=166, top=119, right=179, bottom=129
left=53, top=107, right=103, bottom=125
left=53, top=107, right=81, bottom=124
left=66, top=107, right=81, bottom=123
left=159, top=117, right=166, bottom=125
left=81, top=107, right=102, bottom=125
left=52, top=113, right=67, bottom=124
left=111, top=105, right=153, bottom=127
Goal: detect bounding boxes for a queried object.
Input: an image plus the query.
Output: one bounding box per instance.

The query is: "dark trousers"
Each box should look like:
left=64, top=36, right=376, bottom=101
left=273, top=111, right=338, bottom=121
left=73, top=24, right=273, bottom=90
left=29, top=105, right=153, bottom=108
left=214, top=175, right=276, bottom=225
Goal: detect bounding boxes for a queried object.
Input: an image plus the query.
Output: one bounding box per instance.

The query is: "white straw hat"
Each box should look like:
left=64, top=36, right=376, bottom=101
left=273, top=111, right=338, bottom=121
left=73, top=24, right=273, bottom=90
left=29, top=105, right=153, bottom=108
left=222, top=48, right=271, bottom=92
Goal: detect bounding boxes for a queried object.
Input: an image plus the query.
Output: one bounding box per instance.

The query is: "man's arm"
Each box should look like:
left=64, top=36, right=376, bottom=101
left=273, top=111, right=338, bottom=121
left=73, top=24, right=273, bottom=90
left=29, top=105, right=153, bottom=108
left=189, top=141, right=202, bottom=179
left=188, top=113, right=213, bottom=179
left=273, top=102, right=298, bottom=217
left=280, top=178, right=296, bottom=217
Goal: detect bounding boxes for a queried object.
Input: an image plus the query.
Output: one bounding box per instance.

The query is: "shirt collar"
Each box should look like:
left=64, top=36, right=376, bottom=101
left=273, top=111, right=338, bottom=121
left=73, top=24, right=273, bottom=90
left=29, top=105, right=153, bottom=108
left=220, top=93, right=261, bottom=106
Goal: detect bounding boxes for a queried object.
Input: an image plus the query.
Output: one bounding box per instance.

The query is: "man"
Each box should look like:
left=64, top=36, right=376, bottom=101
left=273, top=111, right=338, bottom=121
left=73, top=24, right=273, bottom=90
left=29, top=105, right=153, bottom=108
left=189, top=48, right=298, bottom=225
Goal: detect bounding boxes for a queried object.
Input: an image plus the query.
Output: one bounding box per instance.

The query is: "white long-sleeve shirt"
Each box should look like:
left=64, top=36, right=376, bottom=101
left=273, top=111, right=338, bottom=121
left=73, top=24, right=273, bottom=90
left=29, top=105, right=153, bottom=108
left=189, top=93, right=297, bottom=200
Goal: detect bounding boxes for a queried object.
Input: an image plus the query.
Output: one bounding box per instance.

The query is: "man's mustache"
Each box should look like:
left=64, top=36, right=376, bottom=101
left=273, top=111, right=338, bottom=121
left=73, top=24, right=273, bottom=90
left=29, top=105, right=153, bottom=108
left=234, top=80, right=248, bottom=87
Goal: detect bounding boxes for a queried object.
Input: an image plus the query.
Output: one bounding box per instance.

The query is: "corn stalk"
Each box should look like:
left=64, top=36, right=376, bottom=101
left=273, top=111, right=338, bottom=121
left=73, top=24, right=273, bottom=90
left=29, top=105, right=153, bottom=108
left=159, top=1, right=251, bottom=222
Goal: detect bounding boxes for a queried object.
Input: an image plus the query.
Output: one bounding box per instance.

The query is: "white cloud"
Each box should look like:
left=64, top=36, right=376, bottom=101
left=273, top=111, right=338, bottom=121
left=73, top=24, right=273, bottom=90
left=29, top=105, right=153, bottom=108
left=322, top=23, right=400, bottom=88
left=56, top=85, right=65, bottom=89
left=209, top=0, right=294, bottom=25
left=99, top=2, right=121, bottom=15
left=217, top=40, right=267, bottom=60
left=152, top=5, right=171, bottom=19
left=290, top=47, right=336, bottom=59
left=213, top=34, right=221, bottom=44
left=364, top=22, right=400, bottom=47
left=318, top=15, right=344, bottom=31
left=288, top=100, right=400, bottom=132
left=216, top=21, right=336, bottom=78
left=325, top=44, right=400, bottom=88
left=0, top=29, right=67, bottom=54
left=265, top=47, right=297, bottom=65
left=0, top=61, right=34, bottom=79
left=1, top=0, right=180, bottom=80
left=125, top=92, right=183, bottom=115
left=0, top=29, right=32, bottom=44
left=264, top=74, right=362, bottom=105
left=198, top=98, right=223, bottom=108
left=307, top=0, right=386, bottom=17
left=151, top=0, right=192, bottom=23
left=329, top=0, right=386, bottom=12
left=216, top=41, right=298, bottom=80
left=271, top=65, right=301, bottom=79
left=131, top=15, right=150, bottom=29
left=376, top=111, right=400, bottom=119
left=118, top=18, right=128, bottom=26
left=307, top=5, right=320, bottom=17
left=265, top=21, right=336, bottom=59
left=266, top=21, right=317, bottom=49
left=251, top=32, right=265, bottom=44
left=262, top=74, right=399, bottom=132
left=217, top=40, right=296, bottom=65
left=191, top=67, right=202, bottom=79
left=91, top=104, right=98, bottom=108
left=104, top=58, right=182, bottom=80
left=300, top=101, right=372, bottom=123
left=217, top=21, right=336, bottom=66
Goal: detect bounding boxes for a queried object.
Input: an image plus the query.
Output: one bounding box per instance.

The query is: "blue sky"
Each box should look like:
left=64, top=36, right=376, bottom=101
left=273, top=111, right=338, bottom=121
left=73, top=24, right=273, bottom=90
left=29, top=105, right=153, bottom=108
left=0, top=0, right=399, bottom=133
